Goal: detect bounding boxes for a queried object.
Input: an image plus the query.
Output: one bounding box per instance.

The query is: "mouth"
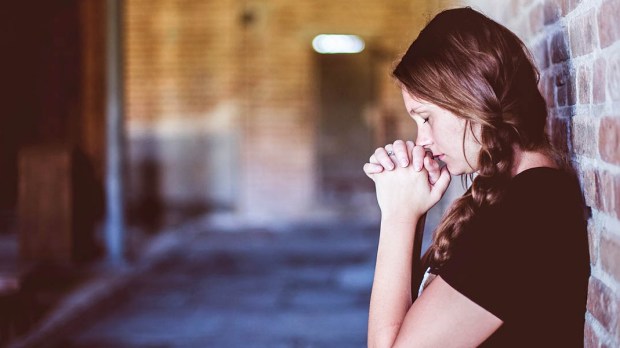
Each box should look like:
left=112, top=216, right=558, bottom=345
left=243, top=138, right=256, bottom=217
left=425, top=149, right=445, bottom=162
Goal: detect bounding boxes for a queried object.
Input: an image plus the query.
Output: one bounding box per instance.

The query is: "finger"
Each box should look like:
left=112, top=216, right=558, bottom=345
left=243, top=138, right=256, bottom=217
left=424, top=154, right=441, bottom=185
left=406, top=141, right=415, bottom=162
left=411, top=145, right=426, bottom=171
left=375, top=146, right=396, bottom=170
left=430, top=166, right=451, bottom=201
left=363, top=162, right=384, bottom=177
left=392, top=140, right=409, bottom=167
left=369, top=154, right=379, bottom=164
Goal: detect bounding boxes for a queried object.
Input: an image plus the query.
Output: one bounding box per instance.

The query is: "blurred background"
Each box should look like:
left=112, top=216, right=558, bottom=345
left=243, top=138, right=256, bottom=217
left=0, top=0, right=451, bottom=250
left=0, top=0, right=459, bottom=264
left=1, top=0, right=618, bottom=346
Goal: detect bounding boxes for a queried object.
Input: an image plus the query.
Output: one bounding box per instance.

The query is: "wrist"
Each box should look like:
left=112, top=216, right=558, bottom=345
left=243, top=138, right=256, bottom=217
left=380, top=211, right=423, bottom=224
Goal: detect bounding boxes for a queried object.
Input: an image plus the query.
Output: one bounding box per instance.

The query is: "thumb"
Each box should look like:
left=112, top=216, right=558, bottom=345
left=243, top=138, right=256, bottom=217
left=430, top=166, right=451, bottom=201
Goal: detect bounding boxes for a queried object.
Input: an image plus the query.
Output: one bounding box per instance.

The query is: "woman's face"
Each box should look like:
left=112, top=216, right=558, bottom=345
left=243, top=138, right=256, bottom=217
left=401, top=88, right=482, bottom=175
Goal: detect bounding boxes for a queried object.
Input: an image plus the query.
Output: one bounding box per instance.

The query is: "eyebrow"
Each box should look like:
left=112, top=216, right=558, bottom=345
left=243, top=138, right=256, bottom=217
left=408, top=107, right=428, bottom=115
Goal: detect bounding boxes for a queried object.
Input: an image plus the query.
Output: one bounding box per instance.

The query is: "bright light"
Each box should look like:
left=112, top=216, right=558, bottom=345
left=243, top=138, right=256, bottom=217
left=312, top=34, right=365, bottom=54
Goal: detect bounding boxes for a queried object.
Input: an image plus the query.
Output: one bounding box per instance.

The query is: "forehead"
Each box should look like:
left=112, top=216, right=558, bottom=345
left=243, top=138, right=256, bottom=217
left=401, top=88, right=432, bottom=110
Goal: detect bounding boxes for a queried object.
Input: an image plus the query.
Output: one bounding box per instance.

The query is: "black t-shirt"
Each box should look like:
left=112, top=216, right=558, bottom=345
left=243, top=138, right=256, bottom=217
left=433, top=167, right=590, bottom=347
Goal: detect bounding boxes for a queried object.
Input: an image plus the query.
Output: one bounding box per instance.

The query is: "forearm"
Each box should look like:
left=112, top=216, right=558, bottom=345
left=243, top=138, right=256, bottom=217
left=368, top=214, right=420, bottom=348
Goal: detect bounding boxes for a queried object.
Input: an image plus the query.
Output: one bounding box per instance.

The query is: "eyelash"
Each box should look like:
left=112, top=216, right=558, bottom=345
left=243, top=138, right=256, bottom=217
left=422, top=118, right=429, bottom=124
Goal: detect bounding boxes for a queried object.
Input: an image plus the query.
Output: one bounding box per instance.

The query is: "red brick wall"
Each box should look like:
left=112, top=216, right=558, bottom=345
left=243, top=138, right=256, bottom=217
left=463, top=0, right=620, bottom=346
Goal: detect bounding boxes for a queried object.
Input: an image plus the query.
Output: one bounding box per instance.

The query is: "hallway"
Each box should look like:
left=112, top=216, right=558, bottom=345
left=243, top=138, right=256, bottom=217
left=53, top=221, right=379, bottom=347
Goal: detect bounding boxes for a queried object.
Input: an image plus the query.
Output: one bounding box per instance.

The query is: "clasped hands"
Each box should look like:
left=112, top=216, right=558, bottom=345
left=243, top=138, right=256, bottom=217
left=363, top=140, right=451, bottom=219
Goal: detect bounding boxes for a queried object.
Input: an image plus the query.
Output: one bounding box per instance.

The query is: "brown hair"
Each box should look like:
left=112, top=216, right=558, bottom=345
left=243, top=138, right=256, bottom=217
left=393, top=7, right=561, bottom=269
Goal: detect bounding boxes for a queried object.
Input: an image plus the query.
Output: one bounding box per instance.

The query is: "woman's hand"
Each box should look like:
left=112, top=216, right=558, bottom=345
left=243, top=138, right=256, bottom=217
left=363, top=140, right=443, bottom=184
left=363, top=140, right=451, bottom=218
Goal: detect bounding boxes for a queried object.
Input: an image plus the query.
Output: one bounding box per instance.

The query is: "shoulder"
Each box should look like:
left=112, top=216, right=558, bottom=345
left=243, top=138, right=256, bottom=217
left=501, top=167, right=585, bottom=224
left=447, top=166, right=586, bottom=263
left=491, top=167, right=588, bottom=271
left=505, top=167, right=582, bottom=202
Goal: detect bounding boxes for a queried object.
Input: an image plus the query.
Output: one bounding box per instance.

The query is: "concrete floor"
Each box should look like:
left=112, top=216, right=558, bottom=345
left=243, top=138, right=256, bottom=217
left=50, top=222, right=380, bottom=348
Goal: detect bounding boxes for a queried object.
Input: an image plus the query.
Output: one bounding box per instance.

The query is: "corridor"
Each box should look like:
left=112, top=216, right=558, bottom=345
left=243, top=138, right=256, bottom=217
left=53, top=221, right=379, bottom=347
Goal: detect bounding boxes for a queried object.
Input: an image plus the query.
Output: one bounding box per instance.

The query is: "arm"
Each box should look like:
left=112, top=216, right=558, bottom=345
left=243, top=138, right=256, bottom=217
left=365, top=141, right=502, bottom=347
left=368, top=210, right=426, bottom=347
left=368, top=214, right=420, bottom=348
left=368, top=213, right=503, bottom=348
left=391, top=276, right=503, bottom=348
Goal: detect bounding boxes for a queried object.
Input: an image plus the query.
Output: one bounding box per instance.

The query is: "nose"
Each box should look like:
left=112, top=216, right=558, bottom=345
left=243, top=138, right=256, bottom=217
left=415, top=124, right=433, bottom=148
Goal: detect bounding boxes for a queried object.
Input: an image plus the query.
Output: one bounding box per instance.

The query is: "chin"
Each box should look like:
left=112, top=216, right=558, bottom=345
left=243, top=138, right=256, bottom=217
left=446, top=164, right=475, bottom=177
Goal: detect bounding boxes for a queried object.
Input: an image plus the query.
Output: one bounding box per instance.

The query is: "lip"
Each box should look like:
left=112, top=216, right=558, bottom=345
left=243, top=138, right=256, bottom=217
left=433, top=153, right=445, bottom=160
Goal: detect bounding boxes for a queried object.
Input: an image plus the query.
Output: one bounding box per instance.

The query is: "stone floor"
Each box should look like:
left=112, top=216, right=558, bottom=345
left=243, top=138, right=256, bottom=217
left=48, top=221, right=380, bottom=348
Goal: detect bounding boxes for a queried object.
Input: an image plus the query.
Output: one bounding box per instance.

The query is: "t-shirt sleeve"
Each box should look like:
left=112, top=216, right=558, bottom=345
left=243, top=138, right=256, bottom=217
left=436, top=209, right=525, bottom=320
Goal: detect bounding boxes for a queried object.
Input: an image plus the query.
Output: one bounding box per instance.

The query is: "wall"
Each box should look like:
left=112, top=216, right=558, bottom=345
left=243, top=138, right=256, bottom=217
left=124, top=0, right=437, bottom=224
left=457, top=0, right=620, bottom=346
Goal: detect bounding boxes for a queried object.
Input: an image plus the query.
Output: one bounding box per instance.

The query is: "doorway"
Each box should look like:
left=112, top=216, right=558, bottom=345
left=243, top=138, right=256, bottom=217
left=315, top=51, right=376, bottom=206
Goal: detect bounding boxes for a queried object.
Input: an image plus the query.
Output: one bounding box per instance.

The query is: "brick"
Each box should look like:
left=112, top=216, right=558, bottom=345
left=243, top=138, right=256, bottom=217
left=570, top=9, right=597, bottom=57
left=550, top=29, right=570, bottom=63
left=544, top=0, right=561, bottom=25
left=573, top=117, right=597, bottom=157
left=595, top=170, right=615, bottom=215
left=533, top=39, right=550, bottom=70
left=545, top=73, right=555, bottom=108
left=598, top=0, right=620, bottom=48
left=549, top=116, right=569, bottom=153
left=593, top=58, right=607, bottom=104
left=609, top=52, right=620, bottom=101
left=578, top=64, right=592, bottom=104
left=586, top=276, right=618, bottom=333
left=509, top=0, right=523, bottom=19
left=582, top=168, right=598, bottom=208
left=555, top=64, right=576, bottom=106
left=599, top=117, right=620, bottom=165
left=601, top=231, right=620, bottom=282
left=530, top=3, right=545, bottom=33
left=560, top=0, right=582, bottom=16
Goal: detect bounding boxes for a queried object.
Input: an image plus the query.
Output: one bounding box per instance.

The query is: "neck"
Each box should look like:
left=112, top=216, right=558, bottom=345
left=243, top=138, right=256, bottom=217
left=510, top=145, right=558, bottom=177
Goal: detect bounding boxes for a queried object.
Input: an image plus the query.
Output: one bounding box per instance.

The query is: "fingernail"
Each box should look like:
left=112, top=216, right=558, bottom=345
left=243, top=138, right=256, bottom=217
left=415, top=162, right=422, bottom=171
left=400, top=159, right=408, bottom=167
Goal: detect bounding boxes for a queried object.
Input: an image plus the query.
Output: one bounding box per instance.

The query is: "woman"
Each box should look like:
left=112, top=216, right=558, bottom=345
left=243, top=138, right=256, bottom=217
left=363, top=7, right=590, bottom=348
